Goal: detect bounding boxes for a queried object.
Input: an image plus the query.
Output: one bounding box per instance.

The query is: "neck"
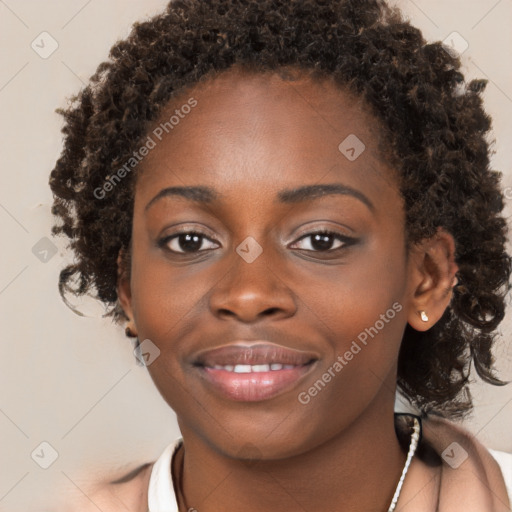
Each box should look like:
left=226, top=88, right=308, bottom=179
left=176, top=388, right=408, bottom=512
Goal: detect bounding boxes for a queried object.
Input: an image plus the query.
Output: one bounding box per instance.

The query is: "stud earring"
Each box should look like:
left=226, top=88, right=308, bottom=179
left=419, top=310, right=429, bottom=322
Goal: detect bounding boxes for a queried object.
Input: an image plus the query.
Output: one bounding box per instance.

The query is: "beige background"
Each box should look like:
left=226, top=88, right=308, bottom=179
left=0, top=1, right=511, bottom=510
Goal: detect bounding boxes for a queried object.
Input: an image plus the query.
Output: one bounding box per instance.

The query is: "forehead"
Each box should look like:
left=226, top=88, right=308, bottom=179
left=134, top=67, right=399, bottom=208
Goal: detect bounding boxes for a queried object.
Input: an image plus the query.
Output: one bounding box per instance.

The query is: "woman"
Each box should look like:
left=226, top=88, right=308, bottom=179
left=49, top=0, right=512, bottom=510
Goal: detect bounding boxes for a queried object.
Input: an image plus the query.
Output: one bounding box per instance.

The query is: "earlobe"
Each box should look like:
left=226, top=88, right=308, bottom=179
left=407, top=228, right=459, bottom=332
left=116, top=247, right=137, bottom=336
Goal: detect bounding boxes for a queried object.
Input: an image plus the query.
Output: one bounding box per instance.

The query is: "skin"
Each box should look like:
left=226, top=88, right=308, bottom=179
left=117, top=66, right=458, bottom=512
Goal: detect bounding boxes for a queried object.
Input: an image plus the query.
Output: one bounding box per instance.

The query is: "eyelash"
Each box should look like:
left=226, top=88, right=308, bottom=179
left=157, top=228, right=357, bottom=255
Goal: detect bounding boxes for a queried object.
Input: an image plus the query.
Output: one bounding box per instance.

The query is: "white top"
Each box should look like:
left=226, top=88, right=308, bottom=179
left=148, top=439, right=181, bottom=512
left=147, top=439, right=512, bottom=511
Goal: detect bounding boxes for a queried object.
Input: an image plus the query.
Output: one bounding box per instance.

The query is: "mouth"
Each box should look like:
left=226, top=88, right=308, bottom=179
left=192, top=342, right=319, bottom=402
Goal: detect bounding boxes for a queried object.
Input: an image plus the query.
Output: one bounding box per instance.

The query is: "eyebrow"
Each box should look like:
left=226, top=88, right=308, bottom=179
left=144, top=183, right=374, bottom=212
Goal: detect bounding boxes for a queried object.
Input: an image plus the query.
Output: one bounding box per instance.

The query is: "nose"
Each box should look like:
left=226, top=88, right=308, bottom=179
left=208, top=244, right=297, bottom=323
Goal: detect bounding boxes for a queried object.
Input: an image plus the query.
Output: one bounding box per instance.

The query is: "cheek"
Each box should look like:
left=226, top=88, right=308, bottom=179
left=292, top=266, right=407, bottom=444
left=129, top=243, right=206, bottom=336
left=290, top=234, right=408, bottom=337
left=291, top=239, right=408, bottom=403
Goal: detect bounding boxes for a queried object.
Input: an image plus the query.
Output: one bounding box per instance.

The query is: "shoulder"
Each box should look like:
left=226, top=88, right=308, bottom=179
left=489, top=448, right=512, bottom=502
left=64, top=439, right=182, bottom=512
left=421, top=414, right=492, bottom=456
left=66, top=461, right=155, bottom=512
left=421, top=414, right=512, bottom=507
left=421, top=414, right=503, bottom=472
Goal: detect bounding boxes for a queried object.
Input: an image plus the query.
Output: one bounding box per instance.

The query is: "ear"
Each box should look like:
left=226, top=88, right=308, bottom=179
left=116, top=247, right=137, bottom=336
left=406, top=228, right=459, bottom=331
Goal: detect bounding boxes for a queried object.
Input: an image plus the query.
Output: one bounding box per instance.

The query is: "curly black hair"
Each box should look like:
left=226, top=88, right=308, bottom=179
left=49, top=0, right=511, bottom=420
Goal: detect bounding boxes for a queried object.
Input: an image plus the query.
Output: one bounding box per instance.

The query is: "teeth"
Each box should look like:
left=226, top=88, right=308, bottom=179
left=233, top=365, right=252, bottom=373
left=213, top=364, right=234, bottom=371
left=209, top=363, right=296, bottom=372
left=251, top=364, right=270, bottom=372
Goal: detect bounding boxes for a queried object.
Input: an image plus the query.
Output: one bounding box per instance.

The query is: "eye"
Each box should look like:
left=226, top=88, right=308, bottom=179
left=158, top=230, right=219, bottom=254
left=158, top=228, right=356, bottom=256
left=289, top=230, right=356, bottom=252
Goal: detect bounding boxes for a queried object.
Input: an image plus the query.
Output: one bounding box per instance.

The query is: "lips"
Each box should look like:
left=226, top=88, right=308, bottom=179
left=192, top=342, right=319, bottom=402
left=194, top=343, right=317, bottom=367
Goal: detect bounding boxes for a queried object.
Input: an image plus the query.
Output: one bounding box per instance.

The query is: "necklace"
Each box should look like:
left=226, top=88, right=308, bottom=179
left=175, top=415, right=422, bottom=512
left=387, top=415, right=422, bottom=511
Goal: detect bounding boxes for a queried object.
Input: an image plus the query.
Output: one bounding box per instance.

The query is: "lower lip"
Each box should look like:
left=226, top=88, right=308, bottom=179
left=197, top=364, right=315, bottom=402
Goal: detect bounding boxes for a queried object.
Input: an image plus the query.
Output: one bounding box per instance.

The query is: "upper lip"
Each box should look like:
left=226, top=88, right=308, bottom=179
left=193, top=341, right=319, bottom=367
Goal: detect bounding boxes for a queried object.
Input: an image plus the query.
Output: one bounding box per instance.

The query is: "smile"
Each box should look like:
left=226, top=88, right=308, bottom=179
left=207, top=363, right=299, bottom=372
left=192, top=342, right=318, bottom=401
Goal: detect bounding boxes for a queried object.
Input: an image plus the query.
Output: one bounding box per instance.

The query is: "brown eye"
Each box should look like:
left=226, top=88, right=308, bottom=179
left=158, top=231, right=219, bottom=254
left=290, top=230, right=356, bottom=252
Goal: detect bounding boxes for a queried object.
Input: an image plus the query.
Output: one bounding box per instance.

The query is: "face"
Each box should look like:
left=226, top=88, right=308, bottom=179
left=119, top=67, right=418, bottom=460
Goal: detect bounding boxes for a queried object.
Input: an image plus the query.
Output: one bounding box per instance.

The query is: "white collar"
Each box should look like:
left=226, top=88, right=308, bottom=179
left=147, top=438, right=182, bottom=512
